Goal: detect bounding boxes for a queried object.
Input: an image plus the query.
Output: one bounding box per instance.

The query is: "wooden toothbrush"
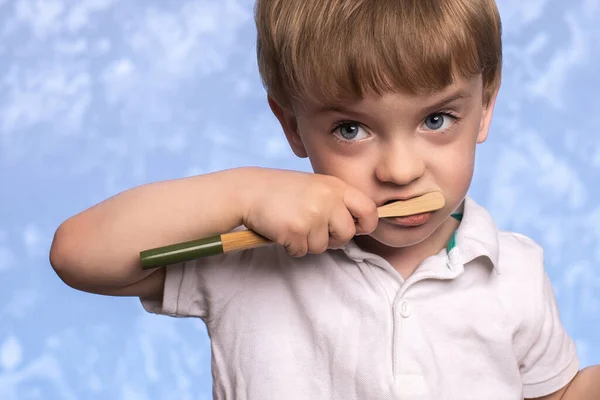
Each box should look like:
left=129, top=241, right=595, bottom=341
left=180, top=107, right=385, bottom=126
left=139, top=191, right=445, bottom=269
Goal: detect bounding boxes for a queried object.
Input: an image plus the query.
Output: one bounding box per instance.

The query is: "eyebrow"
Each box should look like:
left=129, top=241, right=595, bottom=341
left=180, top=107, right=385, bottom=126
left=315, top=89, right=472, bottom=117
left=420, top=90, right=472, bottom=114
left=314, top=103, right=368, bottom=118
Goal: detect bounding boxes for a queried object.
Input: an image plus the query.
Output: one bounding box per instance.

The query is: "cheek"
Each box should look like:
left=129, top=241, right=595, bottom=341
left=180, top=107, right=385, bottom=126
left=303, top=137, right=372, bottom=178
left=300, top=135, right=332, bottom=172
left=313, top=156, right=372, bottom=184
left=308, top=152, right=378, bottom=197
left=429, top=142, right=476, bottom=195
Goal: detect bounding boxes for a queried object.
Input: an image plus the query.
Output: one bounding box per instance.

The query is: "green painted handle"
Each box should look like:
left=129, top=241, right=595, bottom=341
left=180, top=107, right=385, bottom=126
left=140, top=235, right=224, bottom=270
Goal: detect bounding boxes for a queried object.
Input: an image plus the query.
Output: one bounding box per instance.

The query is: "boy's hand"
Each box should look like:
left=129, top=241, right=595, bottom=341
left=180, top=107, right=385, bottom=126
left=240, top=168, right=378, bottom=257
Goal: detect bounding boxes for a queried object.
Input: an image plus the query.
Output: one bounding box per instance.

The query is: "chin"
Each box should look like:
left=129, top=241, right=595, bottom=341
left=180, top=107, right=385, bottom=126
left=367, top=213, right=448, bottom=248
left=367, top=223, right=436, bottom=248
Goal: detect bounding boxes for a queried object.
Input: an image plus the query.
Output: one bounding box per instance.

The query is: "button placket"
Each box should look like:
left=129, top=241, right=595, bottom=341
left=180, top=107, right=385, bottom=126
left=392, top=300, right=402, bottom=377
left=392, top=292, right=413, bottom=377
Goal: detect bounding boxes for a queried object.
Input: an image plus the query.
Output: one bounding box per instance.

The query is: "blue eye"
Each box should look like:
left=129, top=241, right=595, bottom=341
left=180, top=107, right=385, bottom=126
left=333, top=122, right=369, bottom=142
left=423, top=113, right=455, bottom=131
left=339, top=123, right=360, bottom=139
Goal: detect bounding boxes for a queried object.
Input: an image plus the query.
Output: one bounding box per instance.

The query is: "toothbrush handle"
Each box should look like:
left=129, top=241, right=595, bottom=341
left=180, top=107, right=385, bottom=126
left=139, top=191, right=446, bottom=269
left=140, top=230, right=271, bottom=269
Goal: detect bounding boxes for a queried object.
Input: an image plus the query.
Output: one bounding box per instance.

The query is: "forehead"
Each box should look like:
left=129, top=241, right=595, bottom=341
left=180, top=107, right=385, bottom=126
left=294, top=74, right=483, bottom=115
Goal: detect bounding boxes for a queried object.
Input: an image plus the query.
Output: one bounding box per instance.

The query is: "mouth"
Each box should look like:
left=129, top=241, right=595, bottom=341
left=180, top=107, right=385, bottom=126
left=381, top=199, right=399, bottom=206
left=387, top=212, right=433, bottom=225
left=378, top=194, right=429, bottom=208
left=377, top=193, right=440, bottom=227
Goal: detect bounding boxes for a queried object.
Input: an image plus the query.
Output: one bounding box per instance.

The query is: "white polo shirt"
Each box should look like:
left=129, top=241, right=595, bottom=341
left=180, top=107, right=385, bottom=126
left=141, top=196, right=579, bottom=399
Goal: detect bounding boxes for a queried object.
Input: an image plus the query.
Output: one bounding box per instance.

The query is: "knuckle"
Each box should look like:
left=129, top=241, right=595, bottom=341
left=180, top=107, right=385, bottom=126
left=333, top=226, right=354, bottom=242
left=285, top=243, right=305, bottom=257
left=359, top=200, right=377, bottom=218
left=295, top=245, right=308, bottom=257
left=366, top=201, right=378, bottom=215
left=342, top=225, right=356, bottom=240
left=287, top=220, right=309, bottom=236
left=329, top=227, right=354, bottom=245
left=305, top=205, right=322, bottom=220
left=316, top=178, right=343, bottom=200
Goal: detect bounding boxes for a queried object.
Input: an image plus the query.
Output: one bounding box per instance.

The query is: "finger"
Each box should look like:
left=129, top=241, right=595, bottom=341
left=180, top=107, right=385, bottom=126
left=281, top=222, right=310, bottom=257
left=307, top=222, right=330, bottom=254
left=328, top=205, right=356, bottom=249
left=343, top=187, right=378, bottom=235
left=284, top=235, right=309, bottom=257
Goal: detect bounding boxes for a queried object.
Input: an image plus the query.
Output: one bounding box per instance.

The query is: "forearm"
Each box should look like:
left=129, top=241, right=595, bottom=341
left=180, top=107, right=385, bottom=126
left=50, top=167, right=254, bottom=290
left=560, top=366, right=600, bottom=400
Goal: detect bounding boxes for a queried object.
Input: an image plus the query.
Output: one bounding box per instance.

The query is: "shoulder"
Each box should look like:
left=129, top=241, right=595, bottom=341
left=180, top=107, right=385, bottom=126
left=495, top=230, right=549, bottom=300
left=493, top=230, right=552, bottom=327
left=496, top=230, right=545, bottom=278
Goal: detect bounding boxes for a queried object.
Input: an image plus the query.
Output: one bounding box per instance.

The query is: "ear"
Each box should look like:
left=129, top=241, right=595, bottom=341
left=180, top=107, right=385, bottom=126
left=267, top=96, right=308, bottom=158
left=476, top=89, right=499, bottom=144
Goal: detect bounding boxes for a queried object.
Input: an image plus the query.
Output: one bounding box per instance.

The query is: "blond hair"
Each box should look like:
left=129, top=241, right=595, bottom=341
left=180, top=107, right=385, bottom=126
left=254, top=0, right=502, bottom=109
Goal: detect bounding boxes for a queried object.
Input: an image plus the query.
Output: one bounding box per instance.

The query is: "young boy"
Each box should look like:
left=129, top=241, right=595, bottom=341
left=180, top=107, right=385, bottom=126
left=49, top=0, right=600, bottom=399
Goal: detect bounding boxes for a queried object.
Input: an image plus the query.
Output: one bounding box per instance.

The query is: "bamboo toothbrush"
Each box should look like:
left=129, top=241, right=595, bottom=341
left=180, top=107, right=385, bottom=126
left=140, top=191, right=445, bottom=269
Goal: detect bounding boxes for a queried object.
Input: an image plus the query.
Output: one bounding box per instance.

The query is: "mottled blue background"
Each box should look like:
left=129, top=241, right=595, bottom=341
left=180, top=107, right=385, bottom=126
left=1, top=0, right=599, bottom=398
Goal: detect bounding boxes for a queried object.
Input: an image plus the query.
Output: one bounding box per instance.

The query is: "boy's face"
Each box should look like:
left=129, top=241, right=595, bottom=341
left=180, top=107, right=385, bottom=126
left=269, top=74, right=497, bottom=250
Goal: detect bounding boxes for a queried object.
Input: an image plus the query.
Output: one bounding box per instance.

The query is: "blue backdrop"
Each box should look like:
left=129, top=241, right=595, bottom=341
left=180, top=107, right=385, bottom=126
left=1, top=0, right=599, bottom=398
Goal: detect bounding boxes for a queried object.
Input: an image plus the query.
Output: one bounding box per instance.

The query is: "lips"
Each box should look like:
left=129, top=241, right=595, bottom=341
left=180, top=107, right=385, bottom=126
left=388, top=212, right=433, bottom=226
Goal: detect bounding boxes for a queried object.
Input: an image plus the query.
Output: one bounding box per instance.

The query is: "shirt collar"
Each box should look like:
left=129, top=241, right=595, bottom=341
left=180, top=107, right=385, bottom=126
left=342, top=195, right=500, bottom=273
left=452, top=196, right=500, bottom=272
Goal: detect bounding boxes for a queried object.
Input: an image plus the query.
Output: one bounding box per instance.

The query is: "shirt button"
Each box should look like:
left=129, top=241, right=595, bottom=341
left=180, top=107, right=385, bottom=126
left=399, top=300, right=411, bottom=318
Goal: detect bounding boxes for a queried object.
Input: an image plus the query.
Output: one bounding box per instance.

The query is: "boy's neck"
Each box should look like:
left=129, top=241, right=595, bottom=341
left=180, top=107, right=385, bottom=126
left=354, top=203, right=464, bottom=280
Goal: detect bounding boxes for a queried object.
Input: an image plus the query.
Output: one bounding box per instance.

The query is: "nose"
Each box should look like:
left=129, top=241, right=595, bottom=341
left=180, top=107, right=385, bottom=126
left=374, top=137, right=425, bottom=186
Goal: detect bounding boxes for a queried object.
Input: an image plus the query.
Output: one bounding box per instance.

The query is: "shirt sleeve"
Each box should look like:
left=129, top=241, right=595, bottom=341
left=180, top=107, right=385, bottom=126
left=139, top=247, right=254, bottom=322
left=518, top=257, right=579, bottom=398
